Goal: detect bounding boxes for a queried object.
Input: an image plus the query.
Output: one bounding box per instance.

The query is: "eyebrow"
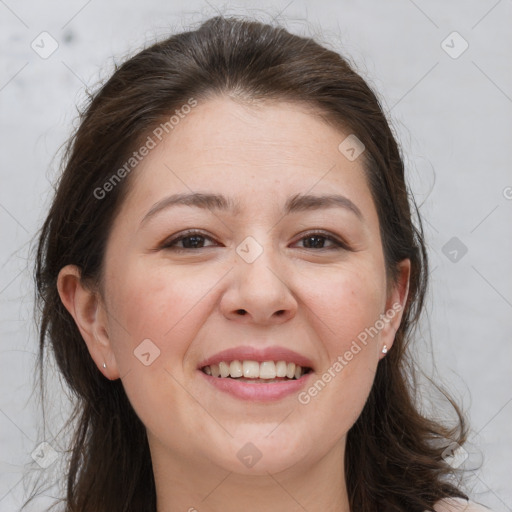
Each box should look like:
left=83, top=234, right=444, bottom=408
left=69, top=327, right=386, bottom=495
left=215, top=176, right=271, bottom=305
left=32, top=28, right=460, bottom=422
left=140, top=191, right=363, bottom=225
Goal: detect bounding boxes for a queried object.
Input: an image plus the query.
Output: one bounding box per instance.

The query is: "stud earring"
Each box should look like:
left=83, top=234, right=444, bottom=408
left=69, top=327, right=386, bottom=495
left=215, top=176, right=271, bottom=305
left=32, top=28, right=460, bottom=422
left=382, top=345, right=388, bottom=354
left=103, top=362, right=107, bottom=369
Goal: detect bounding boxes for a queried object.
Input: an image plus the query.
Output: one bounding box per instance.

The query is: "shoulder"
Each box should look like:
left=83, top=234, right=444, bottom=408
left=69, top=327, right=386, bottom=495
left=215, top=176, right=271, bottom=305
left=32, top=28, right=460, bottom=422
left=434, top=497, right=493, bottom=512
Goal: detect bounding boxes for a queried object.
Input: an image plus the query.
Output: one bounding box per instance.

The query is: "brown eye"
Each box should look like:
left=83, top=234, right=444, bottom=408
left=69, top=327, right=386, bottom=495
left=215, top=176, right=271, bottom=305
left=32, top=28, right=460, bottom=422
left=161, top=230, right=218, bottom=250
left=294, top=231, right=349, bottom=251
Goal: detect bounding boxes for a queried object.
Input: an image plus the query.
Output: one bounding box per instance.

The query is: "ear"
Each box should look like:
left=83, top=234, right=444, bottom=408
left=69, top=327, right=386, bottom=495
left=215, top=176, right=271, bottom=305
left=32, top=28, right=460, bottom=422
left=379, top=258, right=411, bottom=358
left=57, top=265, right=120, bottom=380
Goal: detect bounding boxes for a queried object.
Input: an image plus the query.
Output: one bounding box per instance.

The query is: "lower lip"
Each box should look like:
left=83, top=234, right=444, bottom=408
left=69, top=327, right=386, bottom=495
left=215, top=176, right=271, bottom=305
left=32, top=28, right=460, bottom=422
left=198, top=370, right=313, bottom=401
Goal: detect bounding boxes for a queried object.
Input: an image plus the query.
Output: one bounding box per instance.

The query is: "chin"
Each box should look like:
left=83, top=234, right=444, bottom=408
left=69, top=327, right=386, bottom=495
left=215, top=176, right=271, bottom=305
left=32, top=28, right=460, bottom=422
left=214, top=426, right=311, bottom=476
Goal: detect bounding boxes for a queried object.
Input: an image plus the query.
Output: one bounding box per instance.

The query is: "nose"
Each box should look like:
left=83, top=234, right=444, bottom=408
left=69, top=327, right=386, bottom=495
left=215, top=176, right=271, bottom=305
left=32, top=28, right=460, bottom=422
left=220, top=244, right=297, bottom=325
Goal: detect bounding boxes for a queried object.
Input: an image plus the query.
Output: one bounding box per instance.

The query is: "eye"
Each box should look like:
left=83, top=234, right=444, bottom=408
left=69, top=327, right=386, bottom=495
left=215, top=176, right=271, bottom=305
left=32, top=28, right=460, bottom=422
left=293, top=231, right=349, bottom=250
left=161, top=230, right=219, bottom=250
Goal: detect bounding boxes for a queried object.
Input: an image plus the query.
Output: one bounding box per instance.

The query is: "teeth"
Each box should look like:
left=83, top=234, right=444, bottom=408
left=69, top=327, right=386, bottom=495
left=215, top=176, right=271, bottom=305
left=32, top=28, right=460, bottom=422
left=259, top=361, right=276, bottom=379
left=210, top=364, right=220, bottom=378
left=201, top=360, right=309, bottom=380
left=276, top=360, right=287, bottom=377
left=229, top=360, right=243, bottom=378
left=243, top=360, right=260, bottom=379
left=219, top=361, right=230, bottom=378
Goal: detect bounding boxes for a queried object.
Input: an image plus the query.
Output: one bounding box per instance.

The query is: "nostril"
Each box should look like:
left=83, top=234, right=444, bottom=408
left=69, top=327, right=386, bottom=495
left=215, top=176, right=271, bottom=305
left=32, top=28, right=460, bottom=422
left=236, top=309, right=247, bottom=315
left=275, top=310, right=285, bottom=316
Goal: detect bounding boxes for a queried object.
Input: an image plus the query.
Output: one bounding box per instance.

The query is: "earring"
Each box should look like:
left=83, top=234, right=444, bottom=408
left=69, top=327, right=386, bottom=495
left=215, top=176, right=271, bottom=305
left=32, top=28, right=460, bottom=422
left=382, top=345, right=388, bottom=354
left=103, top=362, right=107, bottom=369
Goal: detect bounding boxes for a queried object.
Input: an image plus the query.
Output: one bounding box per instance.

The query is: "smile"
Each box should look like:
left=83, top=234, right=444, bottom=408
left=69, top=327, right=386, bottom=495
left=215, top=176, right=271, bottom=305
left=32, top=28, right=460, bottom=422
left=201, top=359, right=312, bottom=381
left=199, top=360, right=314, bottom=401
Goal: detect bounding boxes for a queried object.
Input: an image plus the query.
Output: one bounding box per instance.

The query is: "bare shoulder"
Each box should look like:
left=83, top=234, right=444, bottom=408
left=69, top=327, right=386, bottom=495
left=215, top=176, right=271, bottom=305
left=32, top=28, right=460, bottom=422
left=434, top=497, right=493, bottom=512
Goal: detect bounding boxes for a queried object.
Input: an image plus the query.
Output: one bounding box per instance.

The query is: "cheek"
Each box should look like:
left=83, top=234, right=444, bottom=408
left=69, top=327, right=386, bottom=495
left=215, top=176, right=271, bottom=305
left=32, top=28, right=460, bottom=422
left=295, top=263, right=385, bottom=431
left=102, top=261, right=216, bottom=436
left=104, top=258, right=220, bottom=371
left=304, top=261, right=386, bottom=352
left=108, top=257, right=176, bottom=329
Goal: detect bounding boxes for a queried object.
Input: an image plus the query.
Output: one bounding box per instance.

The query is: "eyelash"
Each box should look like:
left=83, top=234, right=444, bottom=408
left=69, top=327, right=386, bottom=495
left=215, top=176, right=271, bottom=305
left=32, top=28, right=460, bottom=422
left=160, top=229, right=350, bottom=252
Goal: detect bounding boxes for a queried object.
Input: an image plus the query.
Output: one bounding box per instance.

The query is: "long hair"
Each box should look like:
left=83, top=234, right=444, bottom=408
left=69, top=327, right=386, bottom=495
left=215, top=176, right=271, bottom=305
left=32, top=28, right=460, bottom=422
left=30, top=15, right=468, bottom=512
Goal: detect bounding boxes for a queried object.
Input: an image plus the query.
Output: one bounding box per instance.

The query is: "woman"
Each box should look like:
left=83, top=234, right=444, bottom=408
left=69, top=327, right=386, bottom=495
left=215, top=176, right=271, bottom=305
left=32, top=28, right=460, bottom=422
left=31, top=15, right=491, bottom=512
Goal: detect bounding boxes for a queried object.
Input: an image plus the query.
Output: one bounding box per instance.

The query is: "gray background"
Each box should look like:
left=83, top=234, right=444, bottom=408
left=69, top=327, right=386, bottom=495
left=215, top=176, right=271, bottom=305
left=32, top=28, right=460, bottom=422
left=1, top=0, right=511, bottom=511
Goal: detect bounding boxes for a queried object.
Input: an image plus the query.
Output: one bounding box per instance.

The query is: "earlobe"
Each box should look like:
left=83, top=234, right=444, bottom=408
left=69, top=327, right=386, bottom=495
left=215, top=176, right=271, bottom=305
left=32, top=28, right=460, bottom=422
left=57, top=265, right=118, bottom=379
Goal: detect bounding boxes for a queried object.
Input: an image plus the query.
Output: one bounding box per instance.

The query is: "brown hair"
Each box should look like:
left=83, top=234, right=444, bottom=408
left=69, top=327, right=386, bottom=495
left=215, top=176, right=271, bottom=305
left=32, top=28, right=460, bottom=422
left=30, top=15, right=468, bottom=512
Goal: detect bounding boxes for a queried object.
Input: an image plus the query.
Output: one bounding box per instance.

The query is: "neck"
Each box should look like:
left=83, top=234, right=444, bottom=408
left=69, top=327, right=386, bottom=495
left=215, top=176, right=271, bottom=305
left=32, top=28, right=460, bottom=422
left=151, top=436, right=350, bottom=512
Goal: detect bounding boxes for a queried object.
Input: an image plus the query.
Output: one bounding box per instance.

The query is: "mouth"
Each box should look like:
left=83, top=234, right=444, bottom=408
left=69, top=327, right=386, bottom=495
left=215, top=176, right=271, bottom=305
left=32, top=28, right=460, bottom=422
left=197, top=346, right=315, bottom=400
left=200, top=360, right=313, bottom=382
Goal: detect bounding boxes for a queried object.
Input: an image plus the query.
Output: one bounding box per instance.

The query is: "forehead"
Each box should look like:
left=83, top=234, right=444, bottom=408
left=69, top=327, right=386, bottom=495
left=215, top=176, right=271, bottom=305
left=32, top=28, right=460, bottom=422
left=119, top=96, right=377, bottom=221
left=154, top=96, right=352, bottom=173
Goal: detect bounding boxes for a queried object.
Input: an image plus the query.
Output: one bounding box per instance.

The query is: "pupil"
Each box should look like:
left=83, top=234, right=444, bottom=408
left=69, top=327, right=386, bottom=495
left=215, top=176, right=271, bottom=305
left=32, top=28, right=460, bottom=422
left=183, top=236, right=204, bottom=248
left=304, top=236, right=324, bottom=249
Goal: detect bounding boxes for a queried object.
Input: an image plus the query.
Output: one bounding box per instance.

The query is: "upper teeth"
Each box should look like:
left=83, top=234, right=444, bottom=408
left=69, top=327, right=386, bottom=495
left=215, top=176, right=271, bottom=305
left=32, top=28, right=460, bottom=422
left=202, top=360, right=308, bottom=379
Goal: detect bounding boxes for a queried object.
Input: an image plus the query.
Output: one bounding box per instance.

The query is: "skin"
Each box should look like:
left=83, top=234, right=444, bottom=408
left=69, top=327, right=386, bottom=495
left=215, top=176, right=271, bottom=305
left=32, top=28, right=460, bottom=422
left=58, top=96, right=410, bottom=512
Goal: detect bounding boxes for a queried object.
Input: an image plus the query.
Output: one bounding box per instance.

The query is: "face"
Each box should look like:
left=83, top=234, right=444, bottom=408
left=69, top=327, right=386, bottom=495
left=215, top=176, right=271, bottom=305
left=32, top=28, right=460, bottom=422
left=63, top=96, right=409, bottom=478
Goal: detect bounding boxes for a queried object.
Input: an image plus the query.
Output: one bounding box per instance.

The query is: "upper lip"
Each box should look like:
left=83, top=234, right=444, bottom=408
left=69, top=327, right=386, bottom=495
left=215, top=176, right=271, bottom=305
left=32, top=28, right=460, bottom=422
left=197, top=346, right=315, bottom=370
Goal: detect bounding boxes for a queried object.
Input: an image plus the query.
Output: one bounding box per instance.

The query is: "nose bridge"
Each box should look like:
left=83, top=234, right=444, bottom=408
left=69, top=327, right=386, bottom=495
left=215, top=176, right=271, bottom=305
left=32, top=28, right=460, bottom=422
left=236, top=233, right=285, bottom=295
left=223, top=233, right=296, bottom=323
